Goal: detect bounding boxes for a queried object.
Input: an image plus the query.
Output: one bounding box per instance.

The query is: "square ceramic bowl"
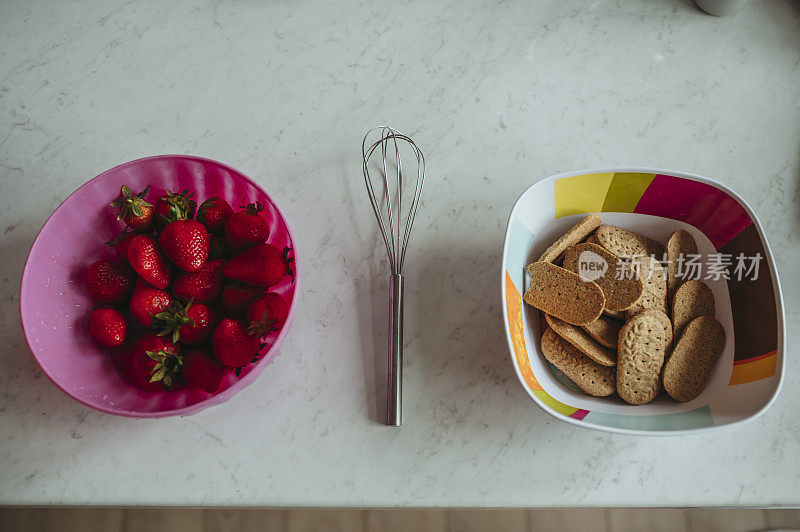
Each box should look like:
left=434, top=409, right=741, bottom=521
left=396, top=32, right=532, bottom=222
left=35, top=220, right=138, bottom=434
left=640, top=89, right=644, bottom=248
left=501, top=168, right=784, bottom=435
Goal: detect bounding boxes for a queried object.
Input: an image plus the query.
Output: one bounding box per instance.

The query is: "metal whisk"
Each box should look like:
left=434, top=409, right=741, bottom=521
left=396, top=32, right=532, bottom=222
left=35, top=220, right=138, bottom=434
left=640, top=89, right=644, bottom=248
left=362, top=126, right=425, bottom=427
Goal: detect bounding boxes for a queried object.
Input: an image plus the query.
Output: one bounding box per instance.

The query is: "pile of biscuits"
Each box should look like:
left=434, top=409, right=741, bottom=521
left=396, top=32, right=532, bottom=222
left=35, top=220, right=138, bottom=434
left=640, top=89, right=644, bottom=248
left=523, top=214, right=726, bottom=405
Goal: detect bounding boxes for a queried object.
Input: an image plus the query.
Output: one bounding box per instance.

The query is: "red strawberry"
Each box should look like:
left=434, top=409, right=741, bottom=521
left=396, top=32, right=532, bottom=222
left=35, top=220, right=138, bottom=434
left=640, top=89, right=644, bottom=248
left=247, top=293, right=289, bottom=336
left=182, top=349, right=228, bottom=392
left=127, top=235, right=171, bottom=288
left=221, top=282, right=267, bottom=315
left=222, top=244, right=294, bottom=287
left=172, top=259, right=224, bottom=305
left=212, top=319, right=261, bottom=367
left=159, top=219, right=210, bottom=272
left=155, top=189, right=197, bottom=231
left=88, top=308, right=127, bottom=348
left=105, top=228, right=137, bottom=262
left=129, top=279, right=171, bottom=326
left=86, top=260, right=136, bottom=304
left=110, top=185, right=154, bottom=233
left=208, top=235, right=227, bottom=259
left=197, top=197, right=233, bottom=235
left=154, top=300, right=218, bottom=344
left=118, top=333, right=181, bottom=391
left=225, top=200, right=270, bottom=253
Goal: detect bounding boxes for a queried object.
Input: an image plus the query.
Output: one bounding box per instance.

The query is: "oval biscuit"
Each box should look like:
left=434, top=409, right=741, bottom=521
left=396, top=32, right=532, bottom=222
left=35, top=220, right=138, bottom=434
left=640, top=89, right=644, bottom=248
left=538, top=214, right=602, bottom=263
left=540, top=328, right=616, bottom=397
left=666, top=229, right=698, bottom=300
left=671, top=280, right=715, bottom=336
left=562, top=242, right=644, bottom=311
left=582, top=314, right=622, bottom=349
left=663, top=316, right=726, bottom=402
left=524, top=262, right=605, bottom=326
left=595, top=225, right=665, bottom=259
left=617, top=311, right=670, bottom=405
left=545, top=314, right=617, bottom=366
left=624, top=255, right=667, bottom=319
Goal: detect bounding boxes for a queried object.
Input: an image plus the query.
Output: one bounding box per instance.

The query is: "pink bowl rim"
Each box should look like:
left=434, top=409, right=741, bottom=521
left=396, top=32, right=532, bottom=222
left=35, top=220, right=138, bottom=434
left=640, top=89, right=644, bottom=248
left=19, top=154, right=300, bottom=418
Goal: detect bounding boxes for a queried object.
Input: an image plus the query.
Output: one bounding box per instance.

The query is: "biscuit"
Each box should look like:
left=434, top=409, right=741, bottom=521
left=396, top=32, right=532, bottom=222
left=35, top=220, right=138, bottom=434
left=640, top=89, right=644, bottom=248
left=538, top=214, right=602, bottom=263
left=617, top=311, right=671, bottom=405
left=663, top=316, right=726, bottom=402
left=671, top=280, right=715, bottom=336
left=562, top=243, right=644, bottom=311
left=545, top=314, right=617, bottom=366
left=524, top=262, right=605, bottom=326
left=631, top=308, right=673, bottom=348
left=624, top=255, right=667, bottom=319
left=666, top=229, right=698, bottom=300
left=585, top=234, right=600, bottom=246
left=582, top=314, right=622, bottom=349
left=595, top=225, right=665, bottom=259
left=540, top=328, right=616, bottom=397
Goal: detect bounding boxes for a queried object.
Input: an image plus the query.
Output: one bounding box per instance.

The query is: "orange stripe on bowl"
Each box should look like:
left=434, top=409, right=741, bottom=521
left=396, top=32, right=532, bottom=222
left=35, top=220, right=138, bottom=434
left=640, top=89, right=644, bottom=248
left=729, top=350, right=777, bottom=385
left=505, top=272, right=542, bottom=391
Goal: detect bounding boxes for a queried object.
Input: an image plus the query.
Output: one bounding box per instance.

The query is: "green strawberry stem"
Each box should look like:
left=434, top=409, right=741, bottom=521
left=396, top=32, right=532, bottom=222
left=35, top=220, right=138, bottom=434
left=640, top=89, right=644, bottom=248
left=111, top=185, right=152, bottom=220
left=239, top=198, right=264, bottom=215
left=160, top=189, right=197, bottom=224
left=146, top=349, right=183, bottom=387
left=153, top=299, right=196, bottom=343
left=282, top=246, right=295, bottom=280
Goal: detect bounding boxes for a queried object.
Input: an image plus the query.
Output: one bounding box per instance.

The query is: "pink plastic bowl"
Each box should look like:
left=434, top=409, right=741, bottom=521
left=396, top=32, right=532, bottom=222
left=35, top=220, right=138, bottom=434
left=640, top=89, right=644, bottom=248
left=19, top=155, right=299, bottom=417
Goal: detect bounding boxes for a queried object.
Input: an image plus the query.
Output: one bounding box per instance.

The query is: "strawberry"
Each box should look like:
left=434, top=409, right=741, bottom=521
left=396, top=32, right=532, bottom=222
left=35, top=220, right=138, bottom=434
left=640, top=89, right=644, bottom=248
left=105, top=227, right=137, bottom=263
left=224, top=200, right=270, bottom=253
left=172, top=259, right=224, bottom=305
left=247, top=292, right=289, bottom=337
left=222, top=244, right=294, bottom=287
left=182, top=349, right=228, bottom=392
left=155, top=189, right=197, bottom=231
left=208, top=235, right=227, bottom=259
left=129, top=278, right=171, bottom=326
left=88, top=308, right=127, bottom=348
left=221, top=282, right=267, bottom=315
left=86, top=260, right=136, bottom=304
left=127, top=235, right=171, bottom=289
left=118, top=333, right=181, bottom=391
left=197, top=197, right=233, bottom=235
left=110, top=185, right=154, bottom=233
left=159, top=219, right=210, bottom=272
left=154, top=299, right=217, bottom=344
left=212, top=318, right=261, bottom=367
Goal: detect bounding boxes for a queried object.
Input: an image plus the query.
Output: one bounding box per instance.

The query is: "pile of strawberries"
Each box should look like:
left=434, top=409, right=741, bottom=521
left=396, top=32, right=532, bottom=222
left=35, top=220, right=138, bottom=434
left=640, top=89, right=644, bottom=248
left=85, top=185, right=294, bottom=393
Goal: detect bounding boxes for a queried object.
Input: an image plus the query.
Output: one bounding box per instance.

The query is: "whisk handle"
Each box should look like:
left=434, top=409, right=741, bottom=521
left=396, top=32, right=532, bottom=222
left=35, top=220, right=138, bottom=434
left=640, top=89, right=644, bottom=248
left=387, top=273, right=403, bottom=426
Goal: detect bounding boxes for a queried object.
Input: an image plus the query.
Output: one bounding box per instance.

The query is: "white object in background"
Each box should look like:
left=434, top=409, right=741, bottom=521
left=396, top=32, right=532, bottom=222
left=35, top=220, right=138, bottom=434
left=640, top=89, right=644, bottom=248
left=695, top=0, right=749, bottom=16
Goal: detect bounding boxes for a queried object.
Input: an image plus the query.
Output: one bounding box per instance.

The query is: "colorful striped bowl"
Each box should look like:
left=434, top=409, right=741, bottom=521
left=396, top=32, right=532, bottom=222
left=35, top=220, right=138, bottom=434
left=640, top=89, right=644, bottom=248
left=20, top=155, right=299, bottom=418
left=502, top=168, right=784, bottom=435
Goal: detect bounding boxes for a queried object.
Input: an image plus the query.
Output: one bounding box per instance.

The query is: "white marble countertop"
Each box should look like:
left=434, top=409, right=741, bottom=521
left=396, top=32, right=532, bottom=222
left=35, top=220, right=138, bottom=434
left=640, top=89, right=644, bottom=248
left=1, top=0, right=799, bottom=507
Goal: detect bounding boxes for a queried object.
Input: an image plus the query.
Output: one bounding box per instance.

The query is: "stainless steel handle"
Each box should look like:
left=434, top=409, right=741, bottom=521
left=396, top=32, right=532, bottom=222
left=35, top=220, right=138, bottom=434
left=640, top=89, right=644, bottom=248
left=387, top=273, right=403, bottom=426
